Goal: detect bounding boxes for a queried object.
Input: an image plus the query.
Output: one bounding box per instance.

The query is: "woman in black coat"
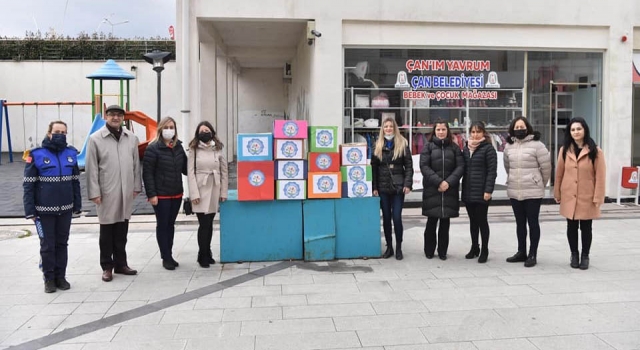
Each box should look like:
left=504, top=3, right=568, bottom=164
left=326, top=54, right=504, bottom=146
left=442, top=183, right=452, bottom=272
left=371, top=117, right=413, bottom=260
left=461, top=121, right=497, bottom=263
left=143, top=117, right=188, bottom=270
left=420, top=119, right=464, bottom=260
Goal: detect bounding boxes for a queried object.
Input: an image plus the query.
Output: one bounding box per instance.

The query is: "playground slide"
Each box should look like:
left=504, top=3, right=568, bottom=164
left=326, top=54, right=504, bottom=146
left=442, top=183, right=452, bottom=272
left=77, top=114, right=106, bottom=169
left=77, top=111, right=157, bottom=169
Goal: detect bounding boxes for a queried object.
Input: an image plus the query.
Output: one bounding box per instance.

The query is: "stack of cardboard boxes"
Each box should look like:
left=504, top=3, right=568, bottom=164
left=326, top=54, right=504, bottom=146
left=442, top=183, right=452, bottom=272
left=274, top=120, right=308, bottom=200
left=307, top=126, right=342, bottom=199
left=339, top=143, right=372, bottom=198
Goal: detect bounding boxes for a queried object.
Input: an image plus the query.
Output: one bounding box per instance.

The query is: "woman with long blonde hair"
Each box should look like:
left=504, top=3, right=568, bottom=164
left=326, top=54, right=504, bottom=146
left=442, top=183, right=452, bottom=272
left=371, top=117, right=413, bottom=260
left=142, top=116, right=188, bottom=270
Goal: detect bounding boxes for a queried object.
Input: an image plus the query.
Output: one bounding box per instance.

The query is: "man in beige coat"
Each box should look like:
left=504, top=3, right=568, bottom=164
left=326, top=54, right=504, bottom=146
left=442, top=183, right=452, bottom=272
left=86, top=105, right=142, bottom=282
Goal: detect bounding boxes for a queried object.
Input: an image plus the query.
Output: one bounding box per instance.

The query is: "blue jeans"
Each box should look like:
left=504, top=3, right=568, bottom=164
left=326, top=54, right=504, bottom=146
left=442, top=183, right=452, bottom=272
left=379, top=192, right=405, bottom=245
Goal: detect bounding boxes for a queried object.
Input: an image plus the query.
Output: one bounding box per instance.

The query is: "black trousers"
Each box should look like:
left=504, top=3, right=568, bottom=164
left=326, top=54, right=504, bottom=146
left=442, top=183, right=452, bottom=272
left=99, top=220, right=129, bottom=271
left=153, top=198, right=182, bottom=260
left=509, top=198, right=542, bottom=257
left=567, top=219, right=593, bottom=255
left=467, top=203, right=490, bottom=249
left=424, top=217, right=450, bottom=256
left=39, top=212, right=72, bottom=281
left=196, top=212, right=216, bottom=258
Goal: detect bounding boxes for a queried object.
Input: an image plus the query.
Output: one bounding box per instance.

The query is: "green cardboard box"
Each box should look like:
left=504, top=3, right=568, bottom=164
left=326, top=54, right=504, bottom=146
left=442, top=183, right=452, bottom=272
left=341, top=165, right=372, bottom=182
left=309, top=126, right=338, bottom=153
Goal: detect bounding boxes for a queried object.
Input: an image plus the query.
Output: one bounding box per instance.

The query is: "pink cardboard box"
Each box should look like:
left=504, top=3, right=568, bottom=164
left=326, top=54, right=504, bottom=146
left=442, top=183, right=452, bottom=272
left=273, top=120, right=308, bottom=139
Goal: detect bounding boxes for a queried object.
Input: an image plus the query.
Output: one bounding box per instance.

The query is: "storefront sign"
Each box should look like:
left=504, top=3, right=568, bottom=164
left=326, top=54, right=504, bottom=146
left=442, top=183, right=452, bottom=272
left=402, top=59, right=500, bottom=100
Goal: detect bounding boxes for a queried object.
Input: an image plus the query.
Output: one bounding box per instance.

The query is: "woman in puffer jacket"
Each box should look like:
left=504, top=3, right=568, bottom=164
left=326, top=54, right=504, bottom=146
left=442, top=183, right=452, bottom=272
left=503, top=116, right=551, bottom=267
left=461, top=121, right=497, bottom=263
left=371, top=117, right=413, bottom=260
left=420, top=119, right=464, bottom=260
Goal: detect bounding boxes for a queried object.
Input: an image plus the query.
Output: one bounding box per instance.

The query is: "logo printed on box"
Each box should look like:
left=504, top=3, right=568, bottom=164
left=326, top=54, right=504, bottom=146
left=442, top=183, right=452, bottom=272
left=348, top=166, right=366, bottom=181
left=351, top=181, right=369, bottom=197
left=346, top=148, right=364, bottom=164
left=248, top=170, right=265, bottom=186
left=283, top=182, right=302, bottom=198
left=246, top=138, right=265, bottom=155
left=315, top=154, right=332, bottom=170
left=282, top=162, right=301, bottom=179
left=317, top=176, right=335, bottom=192
left=316, top=130, right=333, bottom=147
left=280, top=141, right=299, bottom=158
left=282, top=122, right=299, bottom=137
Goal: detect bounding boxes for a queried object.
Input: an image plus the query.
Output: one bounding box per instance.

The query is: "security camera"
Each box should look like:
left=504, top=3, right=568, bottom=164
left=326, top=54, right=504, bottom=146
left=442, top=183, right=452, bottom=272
left=310, top=29, right=321, bottom=38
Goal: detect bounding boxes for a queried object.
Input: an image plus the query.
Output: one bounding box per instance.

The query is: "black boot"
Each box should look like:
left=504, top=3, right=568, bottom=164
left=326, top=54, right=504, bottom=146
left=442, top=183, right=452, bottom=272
left=478, top=247, right=488, bottom=263
left=382, top=244, right=394, bottom=259
left=465, top=245, right=480, bottom=259
left=197, top=253, right=210, bottom=268
left=570, top=252, right=579, bottom=268
left=395, top=242, right=403, bottom=260
left=44, top=280, right=56, bottom=293
left=579, top=254, right=589, bottom=270
left=208, top=251, right=216, bottom=265
left=506, top=251, right=527, bottom=263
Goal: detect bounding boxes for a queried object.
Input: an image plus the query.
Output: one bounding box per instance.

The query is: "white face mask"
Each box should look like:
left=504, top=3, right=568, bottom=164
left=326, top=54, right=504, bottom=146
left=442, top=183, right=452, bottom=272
left=162, top=129, right=175, bottom=140
left=384, top=134, right=394, bottom=141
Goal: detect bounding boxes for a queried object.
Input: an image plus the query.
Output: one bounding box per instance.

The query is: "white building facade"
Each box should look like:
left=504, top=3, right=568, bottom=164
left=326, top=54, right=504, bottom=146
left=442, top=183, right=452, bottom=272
left=177, top=0, right=640, bottom=199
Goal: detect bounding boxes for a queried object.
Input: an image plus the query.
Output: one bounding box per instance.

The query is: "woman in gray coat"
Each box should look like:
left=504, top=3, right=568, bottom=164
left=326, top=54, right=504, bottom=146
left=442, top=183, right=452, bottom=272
left=187, top=121, right=229, bottom=268
left=503, top=117, right=551, bottom=267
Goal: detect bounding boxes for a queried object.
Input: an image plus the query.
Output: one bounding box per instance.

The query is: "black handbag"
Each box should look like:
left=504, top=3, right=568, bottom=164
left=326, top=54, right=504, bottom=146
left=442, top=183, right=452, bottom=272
left=183, top=147, right=195, bottom=215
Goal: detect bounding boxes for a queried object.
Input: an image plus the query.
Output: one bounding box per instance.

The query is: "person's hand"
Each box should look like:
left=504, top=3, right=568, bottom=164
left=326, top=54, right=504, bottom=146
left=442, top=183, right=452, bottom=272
left=91, top=197, right=101, bottom=205
left=30, top=217, right=36, bottom=222
left=595, top=202, right=601, bottom=208
left=555, top=197, right=561, bottom=204
left=149, top=196, right=158, bottom=206
left=133, top=191, right=141, bottom=198
left=403, top=187, right=411, bottom=194
left=373, top=190, right=379, bottom=196
left=484, top=193, right=492, bottom=201
left=438, top=181, right=449, bottom=192
left=192, top=198, right=200, bottom=205
left=220, top=197, right=227, bottom=202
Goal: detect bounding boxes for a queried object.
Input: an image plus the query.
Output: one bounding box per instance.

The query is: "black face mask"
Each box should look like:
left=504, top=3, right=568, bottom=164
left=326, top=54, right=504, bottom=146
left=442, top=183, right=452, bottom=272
left=198, top=132, right=213, bottom=143
left=513, top=129, right=528, bottom=140
left=50, top=133, right=67, bottom=150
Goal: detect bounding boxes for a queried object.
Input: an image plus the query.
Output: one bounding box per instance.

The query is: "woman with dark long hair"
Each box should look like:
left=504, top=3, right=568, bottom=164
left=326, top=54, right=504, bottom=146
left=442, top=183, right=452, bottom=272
left=371, top=117, right=413, bottom=260
left=187, top=121, right=228, bottom=267
left=143, top=116, right=187, bottom=270
left=461, top=121, right=497, bottom=263
left=419, top=119, right=464, bottom=260
left=554, top=117, right=606, bottom=270
left=503, top=116, right=551, bottom=267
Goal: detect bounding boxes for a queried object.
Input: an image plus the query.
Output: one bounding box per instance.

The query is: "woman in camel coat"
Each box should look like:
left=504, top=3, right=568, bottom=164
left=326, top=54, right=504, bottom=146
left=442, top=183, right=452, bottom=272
left=187, top=121, right=228, bottom=268
left=554, top=117, right=606, bottom=270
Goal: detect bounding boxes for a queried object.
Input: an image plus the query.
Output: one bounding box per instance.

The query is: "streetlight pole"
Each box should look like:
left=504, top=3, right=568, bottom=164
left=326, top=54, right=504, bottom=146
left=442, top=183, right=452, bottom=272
left=143, top=50, right=172, bottom=123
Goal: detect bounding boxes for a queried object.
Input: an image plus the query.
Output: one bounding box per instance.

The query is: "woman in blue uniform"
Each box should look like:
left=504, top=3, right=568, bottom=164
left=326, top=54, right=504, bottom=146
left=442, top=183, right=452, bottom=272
left=23, top=120, right=82, bottom=293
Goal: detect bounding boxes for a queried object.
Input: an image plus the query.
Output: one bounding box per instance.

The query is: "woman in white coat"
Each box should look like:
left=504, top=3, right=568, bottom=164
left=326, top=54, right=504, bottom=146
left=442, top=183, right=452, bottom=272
left=187, top=121, right=229, bottom=268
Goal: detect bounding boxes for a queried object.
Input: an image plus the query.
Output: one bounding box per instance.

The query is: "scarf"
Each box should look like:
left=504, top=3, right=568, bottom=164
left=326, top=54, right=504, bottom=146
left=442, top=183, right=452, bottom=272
left=468, top=137, right=485, bottom=153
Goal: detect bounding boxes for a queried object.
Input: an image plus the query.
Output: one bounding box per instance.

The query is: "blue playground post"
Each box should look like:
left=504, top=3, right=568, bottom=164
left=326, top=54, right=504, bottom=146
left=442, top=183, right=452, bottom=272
left=0, top=100, right=14, bottom=165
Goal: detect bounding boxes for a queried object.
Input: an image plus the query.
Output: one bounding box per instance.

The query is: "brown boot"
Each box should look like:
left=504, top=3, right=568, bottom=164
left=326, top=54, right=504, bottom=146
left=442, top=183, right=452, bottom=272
left=102, top=269, right=113, bottom=282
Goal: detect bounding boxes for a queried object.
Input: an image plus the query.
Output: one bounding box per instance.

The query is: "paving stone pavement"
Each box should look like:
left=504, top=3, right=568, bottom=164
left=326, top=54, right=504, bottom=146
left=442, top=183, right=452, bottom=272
left=0, top=153, right=238, bottom=218
left=0, top=203, right=640, bottom=350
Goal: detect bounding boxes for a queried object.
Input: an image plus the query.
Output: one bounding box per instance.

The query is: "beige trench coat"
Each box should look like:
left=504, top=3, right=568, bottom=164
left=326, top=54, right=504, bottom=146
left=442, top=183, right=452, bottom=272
left=86, top=126, right=142, bottom=224
left=554, top=146, right=606, bottom=220
left=187, top=143, right=228, bottom=214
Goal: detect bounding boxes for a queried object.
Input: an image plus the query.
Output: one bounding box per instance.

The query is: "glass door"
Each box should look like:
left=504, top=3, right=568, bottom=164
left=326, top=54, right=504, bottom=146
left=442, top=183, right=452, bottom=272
left=549, top=82, right=600, bottom=184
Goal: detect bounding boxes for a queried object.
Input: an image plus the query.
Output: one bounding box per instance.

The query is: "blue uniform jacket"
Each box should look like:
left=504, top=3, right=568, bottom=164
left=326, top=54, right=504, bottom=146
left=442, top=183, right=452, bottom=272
left=23, top=139, right=82, bottom=218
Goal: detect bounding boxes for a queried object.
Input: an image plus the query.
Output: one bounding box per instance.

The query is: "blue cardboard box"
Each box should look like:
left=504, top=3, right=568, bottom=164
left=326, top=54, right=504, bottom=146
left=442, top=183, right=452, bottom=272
left=237, top=133, right=273, bottom=161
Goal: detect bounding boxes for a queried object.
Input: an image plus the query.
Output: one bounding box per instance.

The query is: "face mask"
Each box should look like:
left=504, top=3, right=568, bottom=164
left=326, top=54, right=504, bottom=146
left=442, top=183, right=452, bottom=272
left=162, top=129, right=175, bottom=140
left=50, top=133, right=67, bottom=148
left=198, top=132, right=213, bottom=143
left=384, top=134, right=394, bottom=141
left=513, top=129, right=528, bottom=140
